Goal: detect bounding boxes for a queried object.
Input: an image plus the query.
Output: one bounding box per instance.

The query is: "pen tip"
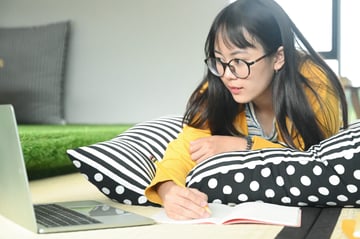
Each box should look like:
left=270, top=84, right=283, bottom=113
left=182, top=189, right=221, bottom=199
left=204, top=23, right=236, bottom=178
left=205, top=206, right=212, bottom=214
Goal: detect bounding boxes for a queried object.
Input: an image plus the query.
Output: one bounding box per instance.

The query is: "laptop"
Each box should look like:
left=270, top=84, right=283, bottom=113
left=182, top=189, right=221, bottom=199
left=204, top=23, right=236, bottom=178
left=0, top=104, right=155, bottom=233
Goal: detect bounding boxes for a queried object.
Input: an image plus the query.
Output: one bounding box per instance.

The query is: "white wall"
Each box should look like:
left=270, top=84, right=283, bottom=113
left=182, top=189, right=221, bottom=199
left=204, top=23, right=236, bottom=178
left=340, top=0, right=360, bottom=87
left=1, top=0, right=358, bottom=123
left=0, top=0, right=228, bottom=124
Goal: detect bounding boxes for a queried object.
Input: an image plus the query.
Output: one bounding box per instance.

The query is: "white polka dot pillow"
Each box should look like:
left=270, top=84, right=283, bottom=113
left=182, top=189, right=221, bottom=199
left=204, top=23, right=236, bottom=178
left=66, top=115, right=183, bottom=206
left=186, top=120, right=360, bottom=207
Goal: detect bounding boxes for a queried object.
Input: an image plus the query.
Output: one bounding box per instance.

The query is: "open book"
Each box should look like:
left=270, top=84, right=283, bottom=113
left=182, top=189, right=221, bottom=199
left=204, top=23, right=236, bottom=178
left=152, top=202, right=301, bottom=227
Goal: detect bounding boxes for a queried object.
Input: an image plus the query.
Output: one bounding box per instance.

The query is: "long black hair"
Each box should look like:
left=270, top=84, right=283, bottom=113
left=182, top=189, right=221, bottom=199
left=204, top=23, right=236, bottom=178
left=183, top=0, right=348, bottom=150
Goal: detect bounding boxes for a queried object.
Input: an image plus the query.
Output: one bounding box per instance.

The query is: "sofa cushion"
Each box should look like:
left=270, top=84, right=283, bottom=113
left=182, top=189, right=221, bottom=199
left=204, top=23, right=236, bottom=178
left=0, top=21, right=70, bottom=124
left=66, top=115, right=183, bottom=206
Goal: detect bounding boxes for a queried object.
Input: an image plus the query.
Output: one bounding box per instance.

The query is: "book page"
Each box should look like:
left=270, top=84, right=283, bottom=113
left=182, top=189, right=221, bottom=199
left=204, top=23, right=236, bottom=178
left=221, top=202, right=301, bottom=226
left=151, top=202, right=301, bottom=227
left=151, top=203, right=232, bottom=225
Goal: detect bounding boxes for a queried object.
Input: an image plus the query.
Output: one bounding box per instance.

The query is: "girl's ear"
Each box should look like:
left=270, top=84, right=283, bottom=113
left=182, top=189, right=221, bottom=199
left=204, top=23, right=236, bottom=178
left=274, top=46, right=285, bottom=71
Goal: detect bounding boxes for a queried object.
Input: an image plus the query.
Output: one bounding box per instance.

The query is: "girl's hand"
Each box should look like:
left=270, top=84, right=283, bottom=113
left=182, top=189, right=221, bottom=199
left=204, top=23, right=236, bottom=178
left=157, top=181, right=210, bottom=220
left=190, top=135, right=248, bottom=164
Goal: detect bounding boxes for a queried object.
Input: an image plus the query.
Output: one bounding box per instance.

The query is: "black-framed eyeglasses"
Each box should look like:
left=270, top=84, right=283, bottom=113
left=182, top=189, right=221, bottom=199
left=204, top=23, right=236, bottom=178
left=204, top=52, right=273, bottom=79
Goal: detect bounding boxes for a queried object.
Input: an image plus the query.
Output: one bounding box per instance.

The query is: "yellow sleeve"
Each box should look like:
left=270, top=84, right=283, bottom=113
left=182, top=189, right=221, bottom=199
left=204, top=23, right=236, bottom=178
left=144, top=125, right=211, bottom=205
left=274, top=61, right=342, bottom=150
left=301, top=62, right=342, bottom=137
left=145, top=123, right=285, bottom=204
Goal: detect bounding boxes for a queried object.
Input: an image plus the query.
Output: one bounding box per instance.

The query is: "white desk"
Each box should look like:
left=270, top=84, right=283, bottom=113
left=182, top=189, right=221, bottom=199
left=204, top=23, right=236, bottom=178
left=0, top=173, right=354, bottom=239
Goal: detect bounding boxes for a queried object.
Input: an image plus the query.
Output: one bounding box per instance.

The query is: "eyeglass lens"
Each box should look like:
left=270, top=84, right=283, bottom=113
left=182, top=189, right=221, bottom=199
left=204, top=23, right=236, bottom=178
left=208, top=58, right=249, bottom=78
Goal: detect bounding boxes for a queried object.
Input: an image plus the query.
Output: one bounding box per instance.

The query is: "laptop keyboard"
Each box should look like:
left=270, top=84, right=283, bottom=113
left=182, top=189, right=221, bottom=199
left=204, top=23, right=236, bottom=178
left=34, top=204, right=101, bottom=228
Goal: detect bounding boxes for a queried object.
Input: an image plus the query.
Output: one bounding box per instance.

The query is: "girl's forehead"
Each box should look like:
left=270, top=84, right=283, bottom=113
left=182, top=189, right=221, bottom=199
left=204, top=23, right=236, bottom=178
left=215, top=34, right=237, bottom=50
left=214, top=30, right=262, bottom=52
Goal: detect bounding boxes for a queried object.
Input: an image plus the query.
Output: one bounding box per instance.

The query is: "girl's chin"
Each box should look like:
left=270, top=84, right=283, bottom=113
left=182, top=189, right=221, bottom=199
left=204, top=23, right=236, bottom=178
left=232, top=95, right=249, bottom=104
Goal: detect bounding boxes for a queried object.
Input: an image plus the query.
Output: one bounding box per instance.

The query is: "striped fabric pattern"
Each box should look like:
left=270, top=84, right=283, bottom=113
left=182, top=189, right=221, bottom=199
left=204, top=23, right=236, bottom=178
left=66, top=115, right=183, bottom=206
left=114, top=115, right=183, bottom=161
left=245, top=102, right=277, bottom=141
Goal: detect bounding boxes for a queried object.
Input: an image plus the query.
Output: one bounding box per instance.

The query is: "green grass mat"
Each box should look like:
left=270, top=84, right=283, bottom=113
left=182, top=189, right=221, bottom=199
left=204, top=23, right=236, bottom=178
left=18, top=124, right=132, bottom=180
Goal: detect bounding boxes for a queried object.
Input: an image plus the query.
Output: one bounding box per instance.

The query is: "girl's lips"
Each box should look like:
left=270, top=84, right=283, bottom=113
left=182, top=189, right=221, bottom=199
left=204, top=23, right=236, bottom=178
left=229, top=86, right=242, bottom=94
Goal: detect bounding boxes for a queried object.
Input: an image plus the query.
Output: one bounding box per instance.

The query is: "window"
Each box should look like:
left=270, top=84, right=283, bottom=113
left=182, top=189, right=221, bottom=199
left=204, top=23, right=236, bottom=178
left=275, top=0, right=339, bottom=60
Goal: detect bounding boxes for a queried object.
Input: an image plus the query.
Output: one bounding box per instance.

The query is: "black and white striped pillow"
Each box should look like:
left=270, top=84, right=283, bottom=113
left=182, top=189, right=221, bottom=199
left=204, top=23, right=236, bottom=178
left=66, top=115, right=183, bottom=206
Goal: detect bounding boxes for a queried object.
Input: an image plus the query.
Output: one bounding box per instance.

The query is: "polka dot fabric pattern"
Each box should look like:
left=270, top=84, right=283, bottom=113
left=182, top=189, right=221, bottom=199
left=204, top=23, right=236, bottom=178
left=186, top=121, right=360, bottom=207
left=66, top=115, right=183, bottom=206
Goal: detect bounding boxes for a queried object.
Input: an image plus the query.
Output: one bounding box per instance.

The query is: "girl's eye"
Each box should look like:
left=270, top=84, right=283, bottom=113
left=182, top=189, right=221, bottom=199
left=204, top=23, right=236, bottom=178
left=232, top=59, right=244, bottom=65
left=215, top=57, right=226, bottom=64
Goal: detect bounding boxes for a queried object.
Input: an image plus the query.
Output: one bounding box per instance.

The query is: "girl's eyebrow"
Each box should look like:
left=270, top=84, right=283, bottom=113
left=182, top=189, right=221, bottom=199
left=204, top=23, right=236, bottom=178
left=214, top=49, right=223, bottom=55
left=214, top=49, right=247, bottom=57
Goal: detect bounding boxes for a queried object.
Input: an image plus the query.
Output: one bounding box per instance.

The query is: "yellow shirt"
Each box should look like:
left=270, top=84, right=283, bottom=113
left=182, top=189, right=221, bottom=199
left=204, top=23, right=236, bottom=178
left=145, top=61, right=342, bottom=205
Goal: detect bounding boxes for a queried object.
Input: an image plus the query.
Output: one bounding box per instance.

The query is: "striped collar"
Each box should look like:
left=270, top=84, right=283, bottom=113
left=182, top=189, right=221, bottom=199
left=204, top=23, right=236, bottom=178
left=245, top=102, right=277, bottom=142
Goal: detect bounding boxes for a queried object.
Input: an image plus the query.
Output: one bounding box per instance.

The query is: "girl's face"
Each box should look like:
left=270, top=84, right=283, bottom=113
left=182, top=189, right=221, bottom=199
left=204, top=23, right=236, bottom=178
left=214, top=33, right=281, bottom=106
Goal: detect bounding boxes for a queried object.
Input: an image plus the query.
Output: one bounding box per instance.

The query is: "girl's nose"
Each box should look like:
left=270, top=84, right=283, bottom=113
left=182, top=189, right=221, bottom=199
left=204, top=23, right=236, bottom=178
left=223, top=65, right=237, bottom=80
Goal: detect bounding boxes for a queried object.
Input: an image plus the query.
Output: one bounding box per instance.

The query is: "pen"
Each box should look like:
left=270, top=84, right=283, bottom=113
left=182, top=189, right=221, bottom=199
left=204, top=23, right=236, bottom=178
left=156, top=162, right=212, bottom=214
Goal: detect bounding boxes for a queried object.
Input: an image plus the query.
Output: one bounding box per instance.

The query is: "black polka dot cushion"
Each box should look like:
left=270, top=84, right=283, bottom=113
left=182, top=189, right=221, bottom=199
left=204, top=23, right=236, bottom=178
left=186, top=120, right=360, bottom=207
left=66, top=115, right=183, bottom=206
